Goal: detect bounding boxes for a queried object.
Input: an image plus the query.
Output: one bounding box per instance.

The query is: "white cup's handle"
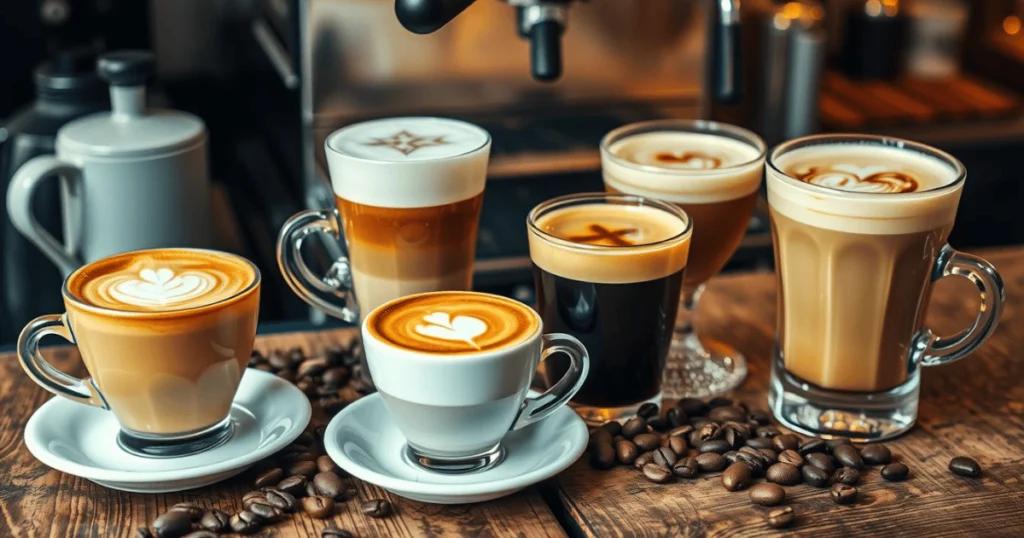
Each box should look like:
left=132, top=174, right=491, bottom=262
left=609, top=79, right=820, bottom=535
left=6, top=155, right=84, bottom=276
left=511, top=333, right=590, bottom=431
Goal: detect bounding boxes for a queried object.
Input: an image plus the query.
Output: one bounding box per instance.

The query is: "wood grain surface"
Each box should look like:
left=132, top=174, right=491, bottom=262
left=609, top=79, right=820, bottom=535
left=2, top=248, right=1023, bottom=537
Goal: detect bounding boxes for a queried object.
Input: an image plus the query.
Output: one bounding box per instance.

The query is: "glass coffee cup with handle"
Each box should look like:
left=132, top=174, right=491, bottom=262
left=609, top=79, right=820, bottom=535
left=767, top=134, right=1005, bottom=441
left=18, top=248, right=261, bottom=457
left=362, top=291, right=589, bottom=473
left=277, top=117, right=490, bottom=324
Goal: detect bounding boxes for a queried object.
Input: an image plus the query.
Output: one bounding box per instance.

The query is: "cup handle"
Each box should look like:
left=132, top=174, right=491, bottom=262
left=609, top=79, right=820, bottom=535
left=511, top=333, right=590, bottom=431
left=6, top=155, right=84, bottom=276
left=18, top=314, right=108, bottom=408
left=916, top=244, right=1005, bottom=367
left=276, top=208, right=359, bottom=323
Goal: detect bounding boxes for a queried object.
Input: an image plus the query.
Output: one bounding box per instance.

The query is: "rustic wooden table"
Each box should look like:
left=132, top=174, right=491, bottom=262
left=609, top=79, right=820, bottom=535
left=2, top=247, right=1022, bottom=537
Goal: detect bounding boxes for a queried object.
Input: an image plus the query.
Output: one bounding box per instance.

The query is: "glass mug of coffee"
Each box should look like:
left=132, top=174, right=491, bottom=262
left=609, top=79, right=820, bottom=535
left=362, top=291, right=589, bottom=473
left=277, top=117, right=490, bottom=323
left=528, top=193, right=692, bottom=424
left=767, top=134, right=1005, bottom=441
left=18, top=248, right=261, bottom=457
left=601, top=120, right=766, bottom=397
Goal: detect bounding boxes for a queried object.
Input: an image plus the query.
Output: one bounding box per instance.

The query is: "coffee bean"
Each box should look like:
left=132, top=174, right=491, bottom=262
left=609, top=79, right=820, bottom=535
left=798, top=438, right=827, bottom=455
left=778, top=449, right=804, bottom=467
left=766, top=506, right=795, bottom=529
left=589, top=442, right=616, bottom=470
left=806, top=452, right=836, bottom=474
left=662, top=435, right=687, bottom=456
left=622, top=416, right=648, bottom=439
left=303, top=496, right=335, bottom=518
left=724, top=450, right=740, bottom=464
left=316, top=455, right=339, bottom=474
left=708, top=397, right=733, bottom=408
left=637, top=402, right=659, bottom=418
left=612, top=435, right=625, bottom=444
left=688, top=430, right=703, bottom=449
left=182, top=532, right=218, bottom=538
left=690, top=417, right=713, bottom=430
left=322, top=528, right=356, bottom=538
left=294, top=431, right=316, bottom=447
left=860, top=444, right=892, bottom=465
left=749, top=483, right=786, bottom=506
left=746, top=437, right=774, bottom=450
left=615, top=440, right=639, bottom=465
left=673, top=457, right=700, bottom=478
left=698, top=423, right=722, bottom=442
left=825, top=438, right=852, bottom=451
left=767, top=463, right=801, bottom=486
left=137, top=528, right=154, bottom=538
left=748, top=410, right=772, bottom=425
left=831, top=483, right=857, bottom=504
left=647, top=411, right=669, bottom=431
left=253, top=363, right=274, bottom=372
left=600, top=421, right=623, bottom=437
left=199, top=509, right=230, bottom=532
left=589, top=428, right=614, bottom=448
left=169, top=503, right=203, bottom=521
left=722, top=462, right=753, bottom=491
left=696, top=452, right=728, bottom=473
left=313, top=471, right=346, bottom=499
left=255, top=467, right=284, bottom=488
left=268, top=350, right=293, bottom=370
left=633, top=433, right=662, bottom=451
left=756, top=425, right=781, bottom=438
left=642, top=463, right=673, bottom=484
left=771, top=433, right=800, bottom=452
left=306, top=482, right=320, bottom=498
left=296, top=379, right=317, bottom=398
left=243, top=490, right=268, bottom=506
left=360, top=499, right=392, bottom=518
left=758, top=448, right=779, bottom=465
left=722, top=427, right=746, bottom=449
left=152, top=510, right=193, bottom=538
left=277, top=370, right=296, bottom=382
left=298, top=357, right=328, bottom=377
left=666, top=407, right=687, bottom=427
left=881, top=462, right=910, bottom=482
left=833, top=444, right=864, bottom=470
left=735, top=453, right=766, bottom=477
left=283, top=450, right=316, bottom=463
left=802, top=464, right=830, bottom=487
left=277, top=475, right=307, bottom=496
left=677, top=398, right=708, bottom=417
left=265, top=489, right=298, bottom=512
left=699, top=439, right=732, bottom=454
left=721, top=421, right=753, bottom=438
left=834, top=467, right=860, bottom=485
left=288, top=460, right=318, bottom=477
left=708, top=406, right=747, bottom=423
left=338, top=387, right=362, bottom=405
left=633, top=450, right=655, bottom=470
left=667, top=425, right=693, bottom=439
left=248, top=502, right=283, bottom=523
left=949, top=456, right=982, bottom=477
left=322, top=366, right=351, bottom=387
left=652, top=447, right=678, bottom=468
left=229, top=511, right=262, bottom=535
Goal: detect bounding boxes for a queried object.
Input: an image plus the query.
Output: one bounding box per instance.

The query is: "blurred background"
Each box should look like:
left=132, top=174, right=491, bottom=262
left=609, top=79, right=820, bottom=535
left=2, top=0, right=1023, bottom=345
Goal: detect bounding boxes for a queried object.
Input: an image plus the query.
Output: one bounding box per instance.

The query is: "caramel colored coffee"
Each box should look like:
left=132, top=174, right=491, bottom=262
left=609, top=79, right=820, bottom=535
left=768, top=143, right=962, bottom=392
left=366, top=291, right=539, bottom=355
left=602, top=130, right=763, bottom=294
left=64, top=249, right=260, bottom=435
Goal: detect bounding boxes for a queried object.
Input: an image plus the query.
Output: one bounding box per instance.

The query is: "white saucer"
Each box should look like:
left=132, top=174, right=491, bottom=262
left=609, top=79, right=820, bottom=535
left=323, top=392, right=588, bottom=504
left=24, top=369, right=311, bottom=493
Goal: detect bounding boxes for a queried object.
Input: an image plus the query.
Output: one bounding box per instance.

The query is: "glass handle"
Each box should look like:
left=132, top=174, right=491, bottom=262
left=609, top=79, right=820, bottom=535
left=917, top=245, right=1005, bottom=367
left=18, top=314, right=108, bottom=408
left=276, top=209, right=359, bottom=323
left=511, top=333, right=590, bottom=431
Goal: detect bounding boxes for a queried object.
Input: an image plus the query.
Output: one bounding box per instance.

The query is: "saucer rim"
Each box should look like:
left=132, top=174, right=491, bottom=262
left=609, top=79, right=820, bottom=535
left=24, top=368, right=311, bottom=482
left=323, top=392, right=588, bottom=496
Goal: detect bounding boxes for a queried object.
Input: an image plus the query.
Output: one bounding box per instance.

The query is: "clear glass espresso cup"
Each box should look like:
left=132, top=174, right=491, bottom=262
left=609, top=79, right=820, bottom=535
left=767, top=134, right=1005, bottom=441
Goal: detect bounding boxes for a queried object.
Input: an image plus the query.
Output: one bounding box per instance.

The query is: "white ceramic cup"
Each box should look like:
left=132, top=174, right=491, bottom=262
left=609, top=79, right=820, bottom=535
left=361, top=291, right=589, bottom=474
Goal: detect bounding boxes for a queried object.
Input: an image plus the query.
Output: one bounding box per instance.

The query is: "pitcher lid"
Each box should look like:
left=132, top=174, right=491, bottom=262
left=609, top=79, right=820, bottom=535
left=58, top=108, right=205, bottom=158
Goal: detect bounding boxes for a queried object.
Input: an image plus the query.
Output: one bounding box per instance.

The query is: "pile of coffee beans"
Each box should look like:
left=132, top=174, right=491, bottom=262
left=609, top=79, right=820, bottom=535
left=137, top=345, right=390, bottom=538
left=587, top=397, right=985, bottom=530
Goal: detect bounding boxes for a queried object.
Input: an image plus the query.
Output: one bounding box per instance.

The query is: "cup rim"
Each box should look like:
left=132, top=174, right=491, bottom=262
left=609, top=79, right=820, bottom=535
left=599, top=119, right=767, bottom=175
left=361, top=290, right=543, bottom=361
left=62, top=248, right=262, bottom=318
left=324, top=116, right=492, bottom=164
left=767, top=133, right=967, bottom=198
left=526, top=192, right=693, bottom=253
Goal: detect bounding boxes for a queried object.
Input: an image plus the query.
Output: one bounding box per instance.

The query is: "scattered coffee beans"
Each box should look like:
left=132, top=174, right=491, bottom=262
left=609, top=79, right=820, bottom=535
left=861, top=444, right=892, bottom=465
left=749, top=483, right=786, bottom=506
left=834, top=467, right=860, bottom=486
left=589, top=428, right=613, bottom=448
left=881, top=462, right=910, bottom=482
left=182, top=531, right=217, bottom=538
left=673, top=457, right=700, bottom=478
left=778, top=449, right=803, bottom=467
left=152, top=510, right=192, bottom=538
left=642, top=463, right=673, bottom=484
left=361, top=499, right=393, bottom=518
left=313, top=471, right=346, bottom=499
left=746, top=437, right=774, bottom=450
left=229, top=511, right=262, bottom=535
left=287, top=460, right=318, bottom=478
left=199, top=509, right=230, bottom=532
left=830, top=483, right=857, bottom=505
left=766, top=506, right=795, bottom=529
left=616, top=440, right=639, bottom=465
left=169, top=503, right=203, bottom=521
left=622, top=416, right=648, bottom=439
left=303, top=496, right=335, bottom=519
left=696, top=452, right=728, bottom=473
left=322, top=528, right=356, bottom=538
left=772, top=434, right=800, bottom=452
left=249, top=502, right=283, bottom=523
left=825, top=438, right=852, bottom=451
left=633, top=433, right=662, bottom=452
left=663, top=435, right=687, bottom=456
left=634, top=451, right=655, bottom=470
left=590, top=442, right=616, bottom=470
left=265, top=489, right=298, bottom=512
left=802, top=464, right=830, bottom=487
left=709, top=406, right=747, bottom=423
left=699, top=439, right=732, bottom=454
left=722, top=462, right=753, bottom=491
left=277, top=475, right=307, bottom=496
left=833, top=445, right=864, bottom=470
left=255, top=467, right=284, bottom=488
left=798, top=438, right=826, bottom=455
left=766, top=463, right=801, bottom=486
left=698, top=422, right=723, bottom=442
left=637, top=402, right=659, bottom=418
left=677, top=398, right=708, bottom=417
left=652, top=447, right=678, bottom=468
left=949, top=456, right=982, bottom=478
left=600, top=421, right=623, bottom=437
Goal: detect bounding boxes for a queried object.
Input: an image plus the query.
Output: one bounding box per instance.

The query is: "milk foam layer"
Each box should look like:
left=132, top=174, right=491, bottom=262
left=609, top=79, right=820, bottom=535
left=603, top=132, right=763, bottom=203
left=768, top=143, right=963, bottom=234
left=326, top=117, right=491, bottom=209
left=68, top=249, right=257, bottom=312
left=529, top=203, right=691, bottom=284
left=367, top=292, right=539, bottom=355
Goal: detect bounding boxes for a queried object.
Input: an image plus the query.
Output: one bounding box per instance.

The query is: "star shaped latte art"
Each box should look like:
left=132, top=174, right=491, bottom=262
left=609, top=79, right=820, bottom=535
left=363, top=130, right=450, bottom=156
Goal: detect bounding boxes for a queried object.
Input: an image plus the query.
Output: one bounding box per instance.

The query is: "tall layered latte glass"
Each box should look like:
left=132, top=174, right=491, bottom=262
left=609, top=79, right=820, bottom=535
left=768, top=135, right=1004, bottom=441
left=277, top=117, right=490, bottom=323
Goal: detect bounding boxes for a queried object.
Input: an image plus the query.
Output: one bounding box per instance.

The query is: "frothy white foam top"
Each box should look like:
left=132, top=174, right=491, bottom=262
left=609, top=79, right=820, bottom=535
left=326, top=117, right=490, bottom=208
left=768, top=144, right=963, bottom=234
left=109, top=268, right=217, bottom=307
left=603, top=132, right=764, bottom=203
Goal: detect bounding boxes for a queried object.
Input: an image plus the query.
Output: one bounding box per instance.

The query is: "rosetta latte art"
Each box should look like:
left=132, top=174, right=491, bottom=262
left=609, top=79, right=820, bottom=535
left=793, top=164, right=919, bottom=193
left=107, top=268, right=219, bottom=307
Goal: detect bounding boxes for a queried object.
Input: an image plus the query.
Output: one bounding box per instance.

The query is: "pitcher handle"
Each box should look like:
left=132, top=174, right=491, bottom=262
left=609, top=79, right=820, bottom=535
left=6, top=156, right=84, bottom=276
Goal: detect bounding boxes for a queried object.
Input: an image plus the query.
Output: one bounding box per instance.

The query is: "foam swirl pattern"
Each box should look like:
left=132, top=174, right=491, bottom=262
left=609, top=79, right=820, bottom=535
left=367, top=292, right=539, bottom=355
left=791, top=164, right=919, bottom=193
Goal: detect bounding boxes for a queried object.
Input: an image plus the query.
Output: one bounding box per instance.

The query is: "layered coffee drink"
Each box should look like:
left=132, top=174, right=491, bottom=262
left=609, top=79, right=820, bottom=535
left=63, top=249, right=260, bottom=437
left=528, top=194, right=691, bottom=422
left=327, top=117, right=490, bottom=318
left=768, top=142, right=962, bottom=392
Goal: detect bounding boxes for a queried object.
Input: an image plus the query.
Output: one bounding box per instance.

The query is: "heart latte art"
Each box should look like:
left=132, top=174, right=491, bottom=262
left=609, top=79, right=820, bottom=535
left=791, top=164, right=919, bottom=194
left=368, top=292, right=539, bottom=354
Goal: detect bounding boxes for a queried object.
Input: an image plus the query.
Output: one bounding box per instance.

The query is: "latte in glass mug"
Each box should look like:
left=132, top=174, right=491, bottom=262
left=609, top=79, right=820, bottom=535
left=18, top=248, right=260, bottom=457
